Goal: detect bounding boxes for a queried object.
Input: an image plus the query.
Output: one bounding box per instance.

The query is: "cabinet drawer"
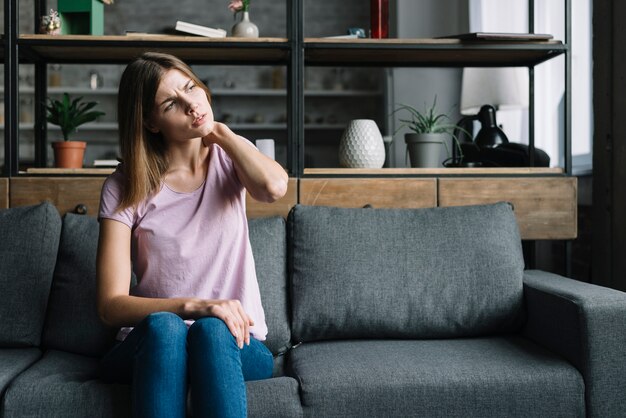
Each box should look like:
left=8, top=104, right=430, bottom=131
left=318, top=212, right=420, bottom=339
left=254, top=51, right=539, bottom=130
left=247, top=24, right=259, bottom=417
left=246, top=178, right=298, bottom=218
left=300, top=178, right=437, bottom=208
left=438, top=177, right=577, bottom=240
left=0, top=178, right=8, bottom=209
left=10, top=177, right=105, bottom=217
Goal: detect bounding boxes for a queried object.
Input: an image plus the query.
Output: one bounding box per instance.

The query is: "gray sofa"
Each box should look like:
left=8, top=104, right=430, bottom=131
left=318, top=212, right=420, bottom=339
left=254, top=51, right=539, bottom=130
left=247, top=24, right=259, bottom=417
left=1, top=201, right=625, bottom=417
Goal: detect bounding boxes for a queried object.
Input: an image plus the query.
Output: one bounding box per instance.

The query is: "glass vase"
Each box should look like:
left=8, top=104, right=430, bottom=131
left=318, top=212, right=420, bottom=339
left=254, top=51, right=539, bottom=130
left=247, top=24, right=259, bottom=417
left=370, top=0, right=389, bottom=39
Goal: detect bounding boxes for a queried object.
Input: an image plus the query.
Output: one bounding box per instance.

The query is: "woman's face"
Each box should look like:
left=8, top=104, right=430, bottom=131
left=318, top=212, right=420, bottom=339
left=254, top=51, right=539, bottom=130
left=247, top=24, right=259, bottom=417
left=149, top=69, right=214, bottom=143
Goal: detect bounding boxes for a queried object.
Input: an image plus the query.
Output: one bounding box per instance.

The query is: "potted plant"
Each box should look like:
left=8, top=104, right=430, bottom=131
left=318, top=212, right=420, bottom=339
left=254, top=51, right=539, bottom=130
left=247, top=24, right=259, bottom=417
left=46, top=93, right=105, bottom=168
left=394, top=97, right=466, bottom=168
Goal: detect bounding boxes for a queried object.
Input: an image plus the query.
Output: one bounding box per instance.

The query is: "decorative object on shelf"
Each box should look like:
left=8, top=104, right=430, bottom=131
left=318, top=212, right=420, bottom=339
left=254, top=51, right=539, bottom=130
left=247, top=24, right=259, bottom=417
left=39, top=9, right=62, bottom=35
left=370, top=0, right=389, bottom=39
left=394, top=98, right=465, bottom=168
left=58, top=0, right=104, bottom=36
left=348, top=28, right=367, bottom=38
left=49, top=64, right=63, bottom=87
left=45, top=93, right=105, bottom=168
left=255, top=139, right=275, bottom=160
left=229, top=0, right=258, bottom=38
left=89, top=70, right=103, bottom=90
left=453, top=105, right=551, bottom=167
left=338, top=119, right=386, bottom=168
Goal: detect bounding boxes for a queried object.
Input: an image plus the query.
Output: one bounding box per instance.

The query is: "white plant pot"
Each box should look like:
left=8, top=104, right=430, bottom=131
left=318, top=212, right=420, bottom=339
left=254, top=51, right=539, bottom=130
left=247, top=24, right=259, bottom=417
left=339, top=119, right=386, bottom=168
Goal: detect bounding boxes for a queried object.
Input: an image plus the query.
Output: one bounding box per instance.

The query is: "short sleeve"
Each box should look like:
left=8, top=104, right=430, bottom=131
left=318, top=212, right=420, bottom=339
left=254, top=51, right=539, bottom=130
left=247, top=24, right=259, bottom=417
left=98, top=167, right=135, bottom=228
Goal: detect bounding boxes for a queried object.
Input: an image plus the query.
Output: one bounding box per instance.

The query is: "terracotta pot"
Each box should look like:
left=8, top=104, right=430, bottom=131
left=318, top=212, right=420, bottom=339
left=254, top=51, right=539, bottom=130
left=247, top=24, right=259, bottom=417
left=51, top=141, right=86, bottom=168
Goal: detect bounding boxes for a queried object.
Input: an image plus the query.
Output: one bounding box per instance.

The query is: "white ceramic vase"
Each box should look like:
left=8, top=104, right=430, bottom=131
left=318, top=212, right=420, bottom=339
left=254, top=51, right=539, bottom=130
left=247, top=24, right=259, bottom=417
left=338, top=119, right=386, bottom=168
left=232, top=11, right=259, bottom=38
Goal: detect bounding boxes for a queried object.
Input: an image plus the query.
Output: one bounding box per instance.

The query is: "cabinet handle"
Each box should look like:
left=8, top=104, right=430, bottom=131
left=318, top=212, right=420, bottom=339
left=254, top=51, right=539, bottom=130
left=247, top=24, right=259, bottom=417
left=74, top=204, right=88, bottom=215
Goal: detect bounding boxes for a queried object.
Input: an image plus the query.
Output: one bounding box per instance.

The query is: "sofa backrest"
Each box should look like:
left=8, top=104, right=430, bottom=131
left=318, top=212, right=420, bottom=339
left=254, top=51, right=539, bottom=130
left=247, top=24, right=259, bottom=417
left=42, top=213, right=117, bottom=356
left=0, top=202, right=61, bottom=347
left=40, top=213, right=291, bottom=357
left=288, top=203, right=525, bottom=342
left=248, top=217, right=291, bottom=355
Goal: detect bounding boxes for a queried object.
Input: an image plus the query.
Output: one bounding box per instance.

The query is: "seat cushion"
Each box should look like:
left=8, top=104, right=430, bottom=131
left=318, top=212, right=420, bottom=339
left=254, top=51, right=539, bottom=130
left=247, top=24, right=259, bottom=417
left=0, top=348, right=41, bottom=397
left=248, top=217, right=291, bottom=356
left=1, top=350, right=302, bottom=418
left=43, top=214, right=117, bottom=357
left=0, top=202, right=61, bottom=347
left=288, top=337, right=584, bottom=418
left=2, top=350, right=131, bottom=418
left=288, top=203, right=525, bottom=342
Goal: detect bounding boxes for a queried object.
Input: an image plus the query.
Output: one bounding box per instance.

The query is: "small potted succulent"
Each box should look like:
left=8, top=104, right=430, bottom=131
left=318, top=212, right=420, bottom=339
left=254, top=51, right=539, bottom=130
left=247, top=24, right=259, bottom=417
left=394, top=97, right=466, bottom=168
left=46, top=93, right=105, bottom=168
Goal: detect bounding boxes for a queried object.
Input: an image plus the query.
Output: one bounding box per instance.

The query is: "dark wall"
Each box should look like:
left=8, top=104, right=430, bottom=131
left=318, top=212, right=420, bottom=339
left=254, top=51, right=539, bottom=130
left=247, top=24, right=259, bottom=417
left=592, top=0, right=626, bottom=291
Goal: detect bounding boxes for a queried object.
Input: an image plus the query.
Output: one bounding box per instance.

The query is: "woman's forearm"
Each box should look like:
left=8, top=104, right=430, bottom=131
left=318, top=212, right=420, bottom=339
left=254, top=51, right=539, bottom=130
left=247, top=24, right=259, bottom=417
left=205, top=123, right=288, bottom=202
left=99, top=294, right=191, bottom=328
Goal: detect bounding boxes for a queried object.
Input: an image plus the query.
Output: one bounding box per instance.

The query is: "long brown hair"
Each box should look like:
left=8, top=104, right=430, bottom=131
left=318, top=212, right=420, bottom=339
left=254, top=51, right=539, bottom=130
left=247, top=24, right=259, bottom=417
left=116, top=52, right=211, bottom=210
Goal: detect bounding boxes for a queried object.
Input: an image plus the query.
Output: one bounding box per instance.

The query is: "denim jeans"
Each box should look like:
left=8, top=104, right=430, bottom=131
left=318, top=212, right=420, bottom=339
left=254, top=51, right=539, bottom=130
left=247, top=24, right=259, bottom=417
left=99, top=312, right=274, bottom=418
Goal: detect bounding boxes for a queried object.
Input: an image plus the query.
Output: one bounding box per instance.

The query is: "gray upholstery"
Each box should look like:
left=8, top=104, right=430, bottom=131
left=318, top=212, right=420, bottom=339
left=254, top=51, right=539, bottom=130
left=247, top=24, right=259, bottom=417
left=1, top=350, right=302, bottom=418
left=43, top=214, right=117, bottom=357
left=288, top=338, right=585, bottom=418
left=2, top=350, right=131, bottom=418
left=248, top=217, right=291, bottom=356
left=289, top=203, right=525, bottom=342
left=0, top=349, right=41, bottom=397
left=523, top=270, right=626, bottom=418
left=0, top=203, right=61, bottom=347
left=246, top=377, right=304, bottom=418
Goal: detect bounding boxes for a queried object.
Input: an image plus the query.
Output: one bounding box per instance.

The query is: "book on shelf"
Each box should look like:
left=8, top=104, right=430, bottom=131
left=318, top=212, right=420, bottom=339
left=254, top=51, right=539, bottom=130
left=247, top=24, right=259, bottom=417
left=174, top=21, right=227, bottom=38
left=438, top=32, right=554, bottom=41
left=93, top=159, right=121, bottom=167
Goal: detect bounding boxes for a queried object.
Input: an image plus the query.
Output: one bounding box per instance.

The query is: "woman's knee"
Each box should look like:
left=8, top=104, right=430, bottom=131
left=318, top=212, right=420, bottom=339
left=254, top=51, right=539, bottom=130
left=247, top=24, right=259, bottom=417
left=187, top=317, right=234, bottom=346
left=140, top=312, right=187, bottom=348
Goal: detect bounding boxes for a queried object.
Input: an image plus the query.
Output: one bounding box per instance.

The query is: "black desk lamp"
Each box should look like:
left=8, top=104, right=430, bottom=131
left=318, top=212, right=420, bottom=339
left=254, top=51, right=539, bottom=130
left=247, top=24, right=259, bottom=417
left=473, top=105, right=509, bottom=148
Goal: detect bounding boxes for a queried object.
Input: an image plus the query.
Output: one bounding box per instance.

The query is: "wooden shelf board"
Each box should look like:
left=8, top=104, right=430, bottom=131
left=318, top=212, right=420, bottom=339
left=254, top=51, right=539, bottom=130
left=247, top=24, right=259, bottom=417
left=304, top=167, right=565, bottom=176
left=24, top=167, right=116, bottom=175
left=18, top=35, right=290, bottom=64
left=304, top=38, right=565, bottom=67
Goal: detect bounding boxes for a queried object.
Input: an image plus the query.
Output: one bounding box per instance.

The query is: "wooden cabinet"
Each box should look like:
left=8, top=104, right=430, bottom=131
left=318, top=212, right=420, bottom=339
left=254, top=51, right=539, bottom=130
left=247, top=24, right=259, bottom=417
left=6, top=175, right=576, bottom=240
left=300, top=178, right=437, bottom=208
left=10, top=177, right=105, bottom=216
left=439, top=177, right=577, bottom=240
left=0, top=178, right=8, bottom=209
left=246, top=178, right=298, bottom=218
left=10, top=177, right=298, bottom=219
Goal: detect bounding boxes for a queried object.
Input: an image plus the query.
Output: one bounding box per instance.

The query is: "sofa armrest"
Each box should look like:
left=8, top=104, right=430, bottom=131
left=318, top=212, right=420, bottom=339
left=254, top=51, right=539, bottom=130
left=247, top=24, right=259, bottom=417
left=523, top=270, right=626, bottom=418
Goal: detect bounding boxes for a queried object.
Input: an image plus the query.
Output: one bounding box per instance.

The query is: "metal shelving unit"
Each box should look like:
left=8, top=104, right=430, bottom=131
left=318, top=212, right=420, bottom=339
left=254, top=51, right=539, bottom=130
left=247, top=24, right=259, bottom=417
left=2, top=0, right=571, bottom=179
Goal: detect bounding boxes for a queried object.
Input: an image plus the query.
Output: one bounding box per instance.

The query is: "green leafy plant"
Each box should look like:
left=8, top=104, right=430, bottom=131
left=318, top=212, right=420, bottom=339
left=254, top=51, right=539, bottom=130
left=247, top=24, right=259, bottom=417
left=45, top=93, right=105, bottom=141
left=394, top=96, right=458, bottom=135
left=393, top=97, right=469, bottom=162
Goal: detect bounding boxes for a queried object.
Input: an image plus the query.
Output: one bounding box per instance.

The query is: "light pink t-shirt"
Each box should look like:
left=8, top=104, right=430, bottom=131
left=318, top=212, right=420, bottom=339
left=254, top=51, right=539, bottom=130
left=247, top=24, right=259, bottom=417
left=98, top=143, right=268, bottom=341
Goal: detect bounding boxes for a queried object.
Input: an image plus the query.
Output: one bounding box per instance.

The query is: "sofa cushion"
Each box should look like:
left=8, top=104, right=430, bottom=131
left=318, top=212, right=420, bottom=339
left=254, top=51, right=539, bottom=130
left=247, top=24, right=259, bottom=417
left=248, top=217, right=291, bottom=356
left=42, top=213, right=117, bottom=357
left=1, top=350, right=302, bottom=418
left=288, top=337, right=584, bottom=417
left=0, top=348, right=41, bottom=397
left=289, top=203, right=525, bottom=342
left=0, top=202, right=61, bottom=347
left=42, top=214, right=290, bottom=358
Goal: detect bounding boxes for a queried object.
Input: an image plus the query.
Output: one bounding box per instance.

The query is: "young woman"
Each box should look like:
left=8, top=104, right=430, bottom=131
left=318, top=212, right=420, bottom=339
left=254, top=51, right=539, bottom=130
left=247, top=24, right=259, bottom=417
left=96, top=52, right=288, bottom=418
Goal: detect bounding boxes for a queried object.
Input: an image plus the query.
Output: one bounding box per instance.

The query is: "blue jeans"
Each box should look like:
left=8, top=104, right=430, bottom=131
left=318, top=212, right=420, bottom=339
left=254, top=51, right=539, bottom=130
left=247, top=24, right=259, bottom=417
left=100, top=312, right=274, bottom=418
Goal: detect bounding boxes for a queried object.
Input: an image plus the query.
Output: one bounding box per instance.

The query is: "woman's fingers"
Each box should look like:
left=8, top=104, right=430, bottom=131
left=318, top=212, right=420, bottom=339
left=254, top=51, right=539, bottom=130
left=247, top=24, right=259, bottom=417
left=207, top=299, right=253, bottom=349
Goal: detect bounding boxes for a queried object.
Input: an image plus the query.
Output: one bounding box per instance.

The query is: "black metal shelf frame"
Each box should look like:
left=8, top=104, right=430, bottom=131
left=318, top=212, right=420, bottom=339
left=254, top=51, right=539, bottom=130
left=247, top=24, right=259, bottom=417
left=2, top=0, right=572, bottom=179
